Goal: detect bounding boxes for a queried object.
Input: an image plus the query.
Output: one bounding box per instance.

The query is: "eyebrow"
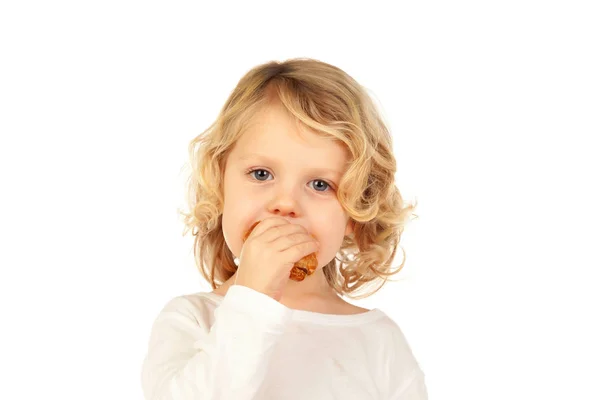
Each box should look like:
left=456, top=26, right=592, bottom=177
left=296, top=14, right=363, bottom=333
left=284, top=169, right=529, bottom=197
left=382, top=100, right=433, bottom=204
left=237, top=153, right=343, bottom=178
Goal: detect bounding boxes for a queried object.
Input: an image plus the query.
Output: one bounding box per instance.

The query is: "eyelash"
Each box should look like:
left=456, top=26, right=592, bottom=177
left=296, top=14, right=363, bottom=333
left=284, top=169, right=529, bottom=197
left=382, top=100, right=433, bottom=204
left=245, top=168, right=335, bottom=193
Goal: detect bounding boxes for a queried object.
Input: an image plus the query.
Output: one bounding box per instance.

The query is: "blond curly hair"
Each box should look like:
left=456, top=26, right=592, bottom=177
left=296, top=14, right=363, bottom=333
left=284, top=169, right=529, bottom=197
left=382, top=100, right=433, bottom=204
left=178, top=57, right=418, bottom=300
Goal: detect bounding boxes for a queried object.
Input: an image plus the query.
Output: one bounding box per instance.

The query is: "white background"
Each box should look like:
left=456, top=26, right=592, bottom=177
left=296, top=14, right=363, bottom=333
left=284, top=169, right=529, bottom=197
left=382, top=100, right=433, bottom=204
left=1, top=1, right=598, bottom=399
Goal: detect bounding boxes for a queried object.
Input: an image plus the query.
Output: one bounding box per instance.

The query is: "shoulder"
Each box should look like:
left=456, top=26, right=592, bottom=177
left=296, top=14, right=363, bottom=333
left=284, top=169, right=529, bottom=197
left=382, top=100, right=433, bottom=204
left=363, top=312, right=426, bottom=394
left=151, top=291, right=222, bottom=332
left=378, top=314, right=419, bottom=356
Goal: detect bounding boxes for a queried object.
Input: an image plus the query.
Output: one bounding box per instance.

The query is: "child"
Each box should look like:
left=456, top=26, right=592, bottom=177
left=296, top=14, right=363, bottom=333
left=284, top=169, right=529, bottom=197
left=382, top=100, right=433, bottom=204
left=141, top=58, right=427, bottom=399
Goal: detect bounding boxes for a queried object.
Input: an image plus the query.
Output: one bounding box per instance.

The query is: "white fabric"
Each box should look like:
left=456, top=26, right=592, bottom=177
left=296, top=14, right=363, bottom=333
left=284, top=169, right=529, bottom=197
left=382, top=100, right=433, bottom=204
left=141, top=284, right=427, bottom=399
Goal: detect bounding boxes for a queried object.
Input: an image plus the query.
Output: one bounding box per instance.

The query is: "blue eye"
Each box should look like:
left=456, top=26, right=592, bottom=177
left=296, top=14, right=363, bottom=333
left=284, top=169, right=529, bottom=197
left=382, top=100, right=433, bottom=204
left=251, top=169, right=271, bottom=181
left=247, top=169, right=333, bottom=193
left=311, top=180, right=330, bottom=192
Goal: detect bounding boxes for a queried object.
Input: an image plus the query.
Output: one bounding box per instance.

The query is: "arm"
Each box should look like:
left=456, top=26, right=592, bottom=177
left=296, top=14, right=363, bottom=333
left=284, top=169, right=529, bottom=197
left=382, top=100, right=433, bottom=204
left=141, top=285, right=290, bottom=400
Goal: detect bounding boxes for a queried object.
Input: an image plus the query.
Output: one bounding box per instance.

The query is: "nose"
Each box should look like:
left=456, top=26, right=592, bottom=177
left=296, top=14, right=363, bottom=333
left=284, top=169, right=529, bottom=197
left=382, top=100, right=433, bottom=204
left=268, top=186, right=298, bottom=218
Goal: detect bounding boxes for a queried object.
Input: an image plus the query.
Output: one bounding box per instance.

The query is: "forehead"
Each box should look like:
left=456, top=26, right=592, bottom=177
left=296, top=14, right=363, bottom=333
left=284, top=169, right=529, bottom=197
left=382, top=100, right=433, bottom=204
left=231, top=103, right=349, bottom=168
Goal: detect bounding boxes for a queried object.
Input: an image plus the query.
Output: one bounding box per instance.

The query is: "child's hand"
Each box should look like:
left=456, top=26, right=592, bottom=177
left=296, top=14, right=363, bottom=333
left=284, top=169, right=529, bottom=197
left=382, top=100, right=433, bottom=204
left=235, top=216, right=320, bottom=302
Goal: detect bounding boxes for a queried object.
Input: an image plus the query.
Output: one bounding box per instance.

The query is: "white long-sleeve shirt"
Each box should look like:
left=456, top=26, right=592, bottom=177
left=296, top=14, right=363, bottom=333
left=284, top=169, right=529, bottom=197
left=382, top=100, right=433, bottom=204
left=141, top=284, right=427, bottom=399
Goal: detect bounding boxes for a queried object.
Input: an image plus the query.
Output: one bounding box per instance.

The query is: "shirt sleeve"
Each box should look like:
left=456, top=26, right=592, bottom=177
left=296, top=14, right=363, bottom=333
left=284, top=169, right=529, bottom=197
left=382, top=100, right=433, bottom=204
left=141, top=284, right=292, bottom=400
left=390, top=370, right=428, bottom=400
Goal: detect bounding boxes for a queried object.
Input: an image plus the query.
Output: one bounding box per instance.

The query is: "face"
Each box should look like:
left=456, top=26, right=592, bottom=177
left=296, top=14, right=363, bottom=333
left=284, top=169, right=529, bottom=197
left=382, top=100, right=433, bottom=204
left=221, top=101, right=354, bottom=271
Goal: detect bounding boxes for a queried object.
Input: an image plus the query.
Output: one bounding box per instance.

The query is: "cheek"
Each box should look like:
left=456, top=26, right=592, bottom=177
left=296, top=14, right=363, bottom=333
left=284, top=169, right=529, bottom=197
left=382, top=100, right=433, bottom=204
left=314, top=212, right=349, bottom=267
left=221, top=198, right=242, bottom=258
left=221, top=212, right=234, bottom=255
left=221, top=175, right=241, bottom=255
left=222, top=217, right=245, bottom=260
left=222, top=196, right=257, bottom=259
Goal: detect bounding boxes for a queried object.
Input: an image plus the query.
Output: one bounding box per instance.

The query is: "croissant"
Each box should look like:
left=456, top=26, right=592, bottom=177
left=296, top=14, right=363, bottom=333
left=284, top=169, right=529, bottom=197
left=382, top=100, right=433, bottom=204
left=242, top=221, right=318, bottom=282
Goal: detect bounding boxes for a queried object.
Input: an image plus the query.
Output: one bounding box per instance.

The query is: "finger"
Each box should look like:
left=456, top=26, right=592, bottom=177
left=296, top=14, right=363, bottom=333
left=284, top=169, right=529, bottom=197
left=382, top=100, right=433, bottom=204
left=280, top=240, right=320, bottom=265
left=242, top=217, right=289, bottom=242
left=271, top=232, right=318, bottom=253
left=259, top=223, right=307, bottom=244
